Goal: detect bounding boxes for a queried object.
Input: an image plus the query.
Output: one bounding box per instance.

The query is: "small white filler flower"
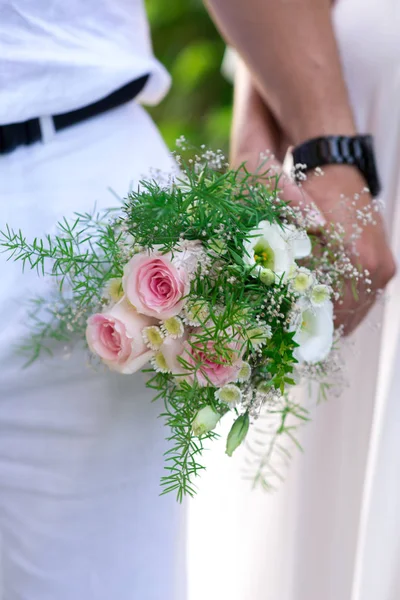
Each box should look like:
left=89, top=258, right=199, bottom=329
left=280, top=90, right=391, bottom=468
left=162, top=316, right=185, bottom=339
left=103, top=278, right=124, bottom=302
left=151, top=352, right=170, bottom=373
left=142, top=326, right=165, bottom=350
left=236, top=361, right=252, bottom=383
left=215, top=384, right=242, bottom=407
left=310, top=284, right=331, bottom=307
left=290, top=267, right=314, bottom=294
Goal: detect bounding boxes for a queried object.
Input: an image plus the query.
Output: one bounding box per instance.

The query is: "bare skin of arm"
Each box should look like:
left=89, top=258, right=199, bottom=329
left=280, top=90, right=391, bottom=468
left=206, top=0, right=356, bottom=141
left=205, top=0, right=396, bottom=333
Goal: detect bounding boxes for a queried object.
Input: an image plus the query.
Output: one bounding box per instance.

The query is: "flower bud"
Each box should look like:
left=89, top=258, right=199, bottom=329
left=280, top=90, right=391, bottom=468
left=192, top=406, right=221, bottom=437
left=259, top=268, right=275, bottom=286
left=226, top=412, right=249, bottom=457
left=257, top=380, right=271, bottom=395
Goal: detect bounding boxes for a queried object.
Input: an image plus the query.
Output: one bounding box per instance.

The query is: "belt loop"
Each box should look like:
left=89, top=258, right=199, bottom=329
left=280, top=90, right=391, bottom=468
left=39, top=116, right=56, bottom=144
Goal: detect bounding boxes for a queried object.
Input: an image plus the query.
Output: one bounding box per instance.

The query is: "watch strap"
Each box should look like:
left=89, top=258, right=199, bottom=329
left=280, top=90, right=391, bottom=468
left=292, top=135, right=381, bottom=197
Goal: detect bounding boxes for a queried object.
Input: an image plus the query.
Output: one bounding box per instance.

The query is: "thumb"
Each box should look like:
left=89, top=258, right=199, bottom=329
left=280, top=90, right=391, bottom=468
left=251, top=150, right=327, bottom=231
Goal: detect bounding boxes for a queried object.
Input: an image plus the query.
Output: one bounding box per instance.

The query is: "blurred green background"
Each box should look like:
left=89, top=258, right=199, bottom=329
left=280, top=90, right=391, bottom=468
left=146, top=0, right=233, bottom=153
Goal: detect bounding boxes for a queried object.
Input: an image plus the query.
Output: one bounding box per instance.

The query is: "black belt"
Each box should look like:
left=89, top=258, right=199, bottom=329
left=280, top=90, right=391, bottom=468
left=0, top=74, right=149, bottom=155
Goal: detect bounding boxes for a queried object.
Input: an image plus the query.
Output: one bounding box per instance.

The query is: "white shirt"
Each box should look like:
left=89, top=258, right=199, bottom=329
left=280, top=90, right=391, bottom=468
left=0, top=0, right=171, bottom=124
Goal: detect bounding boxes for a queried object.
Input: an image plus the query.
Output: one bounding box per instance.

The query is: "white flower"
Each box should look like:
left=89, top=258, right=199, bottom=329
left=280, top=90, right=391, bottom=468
left=291, top=299, right=334, bottom=364
left=236, top=361, right=251, bottom=382
left=192, top=406, right=221, bottom=437
left=246, top=325, right=272, bottom=348
left=103, top=278, right=124, bottom=302
left=183, top=300, right=210, bottom=326
left=142, top=326, right=165, bottom=350
left=215, top=384, right=242, bottom=407
left=282, top=224, right=312, bottom=259
left=244, top=221, right=311, bottom=282
left=243, top=221, right=294, bottom=282
left=162, top=316, right=185, bottom=339
left=151, top=352, right=170, bottom=373
left=310, top=284, right=331, bottom=307
left=290, top=267, right=314, bottom=294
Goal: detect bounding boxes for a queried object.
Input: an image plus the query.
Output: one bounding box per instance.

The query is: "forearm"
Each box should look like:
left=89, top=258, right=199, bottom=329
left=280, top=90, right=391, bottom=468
left=231, top=58, right=282, bottom=163
left=205, top=0, right=356, bottom=144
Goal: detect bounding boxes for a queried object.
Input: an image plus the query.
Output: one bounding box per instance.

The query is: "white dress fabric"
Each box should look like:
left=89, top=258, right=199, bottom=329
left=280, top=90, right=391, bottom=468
left=188, top=2, right=400, bottom=600
left=0, top=4, right=186, bottom=599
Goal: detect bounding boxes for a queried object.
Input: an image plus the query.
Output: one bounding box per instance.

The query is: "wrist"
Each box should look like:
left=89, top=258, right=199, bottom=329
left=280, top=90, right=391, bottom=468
left=291, top=134, right=381, bottom=197
left=288, top=114, right=357, bottom=146
left=302, top=164, right=373, bottom=216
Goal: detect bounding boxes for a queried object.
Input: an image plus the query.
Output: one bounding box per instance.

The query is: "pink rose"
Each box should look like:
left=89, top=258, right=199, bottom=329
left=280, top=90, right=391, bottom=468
left=123, top=252, right=190, bottom=319
left=86, top=299, right=154, bottom=374
left=182, top=330, right=244, bottom=388
left=159, top=332, right=189, bottom=375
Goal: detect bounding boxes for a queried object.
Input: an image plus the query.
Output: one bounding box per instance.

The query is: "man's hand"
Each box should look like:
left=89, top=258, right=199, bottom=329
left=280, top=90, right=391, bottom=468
left=303, top=165, right=396, bottom=334
left=230, top=62, right=396, bottom=335
left=230, top=60, right=323, bottom=223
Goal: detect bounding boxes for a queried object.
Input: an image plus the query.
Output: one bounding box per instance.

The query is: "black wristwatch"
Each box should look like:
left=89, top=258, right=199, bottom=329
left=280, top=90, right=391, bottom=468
left=291, top=134, right=381, bottom=197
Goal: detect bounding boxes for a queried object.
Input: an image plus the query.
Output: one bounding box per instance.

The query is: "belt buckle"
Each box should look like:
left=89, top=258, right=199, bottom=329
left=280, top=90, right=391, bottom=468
left=39, top=116, right=56, bottom=144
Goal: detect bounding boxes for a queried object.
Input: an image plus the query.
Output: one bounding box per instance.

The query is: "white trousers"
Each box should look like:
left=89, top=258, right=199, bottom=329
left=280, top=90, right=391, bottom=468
left=0, top=102, right=186, bottom=599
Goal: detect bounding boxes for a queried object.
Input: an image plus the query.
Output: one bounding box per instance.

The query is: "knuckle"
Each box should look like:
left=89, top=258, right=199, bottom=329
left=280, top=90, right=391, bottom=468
left=361, top=247, right=396, bottom=285
left=383, top=255, right=397, bottom=283
left=362, top=252, right=380, bottom=276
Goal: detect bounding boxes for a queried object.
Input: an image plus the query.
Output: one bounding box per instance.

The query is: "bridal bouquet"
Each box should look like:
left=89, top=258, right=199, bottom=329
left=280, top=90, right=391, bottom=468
left=1, top=145, right=369, bottom=499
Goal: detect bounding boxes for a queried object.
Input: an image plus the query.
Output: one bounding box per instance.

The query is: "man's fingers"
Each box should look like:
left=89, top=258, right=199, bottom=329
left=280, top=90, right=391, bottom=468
left=235, top=153, right=327, bottom=232
left=334, top=280, right=377, bottom=336
left=278, top=175, right=327, bottom=231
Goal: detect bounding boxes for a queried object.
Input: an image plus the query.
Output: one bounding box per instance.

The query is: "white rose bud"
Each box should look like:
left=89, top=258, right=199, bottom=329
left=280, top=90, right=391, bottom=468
left=192, top=406, right=222, bottom=437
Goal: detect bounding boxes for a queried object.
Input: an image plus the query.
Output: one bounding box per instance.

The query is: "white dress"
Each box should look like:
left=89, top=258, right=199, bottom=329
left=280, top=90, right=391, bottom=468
left=0, top=3, right=186, bottom=599
left=188, top=2, right=400, bottom=599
